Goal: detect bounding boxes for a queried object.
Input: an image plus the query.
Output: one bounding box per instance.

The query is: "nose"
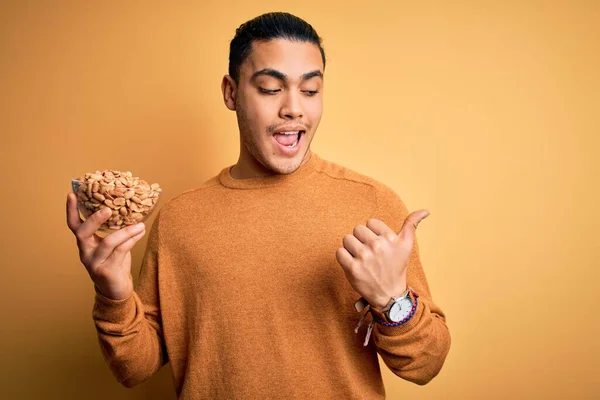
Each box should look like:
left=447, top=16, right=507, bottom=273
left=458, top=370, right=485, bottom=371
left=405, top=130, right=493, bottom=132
left=279, top=91, right=303, bottom=120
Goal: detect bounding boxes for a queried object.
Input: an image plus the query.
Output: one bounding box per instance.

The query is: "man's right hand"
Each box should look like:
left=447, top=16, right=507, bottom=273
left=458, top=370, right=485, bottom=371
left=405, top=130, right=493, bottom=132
left=66, top=193, right=146, bottom=300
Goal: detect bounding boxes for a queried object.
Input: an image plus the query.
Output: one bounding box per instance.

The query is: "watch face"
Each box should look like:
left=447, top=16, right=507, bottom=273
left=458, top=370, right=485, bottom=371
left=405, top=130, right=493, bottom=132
left=389, top=298, right=413, bottom=322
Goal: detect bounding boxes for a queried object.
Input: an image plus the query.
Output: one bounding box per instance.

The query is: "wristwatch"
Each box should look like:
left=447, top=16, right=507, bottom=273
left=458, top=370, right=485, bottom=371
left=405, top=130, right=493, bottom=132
left=379, top=288, right=415, bottom=323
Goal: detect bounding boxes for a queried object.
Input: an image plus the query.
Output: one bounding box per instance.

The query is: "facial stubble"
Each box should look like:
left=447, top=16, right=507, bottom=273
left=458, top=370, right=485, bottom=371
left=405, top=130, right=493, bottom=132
left=235, top=104, right=309, bottom=175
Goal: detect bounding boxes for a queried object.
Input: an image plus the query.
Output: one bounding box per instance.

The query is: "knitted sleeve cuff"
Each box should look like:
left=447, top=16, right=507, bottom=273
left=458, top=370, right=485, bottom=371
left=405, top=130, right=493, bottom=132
left=93, top=289, right=137, bottom=326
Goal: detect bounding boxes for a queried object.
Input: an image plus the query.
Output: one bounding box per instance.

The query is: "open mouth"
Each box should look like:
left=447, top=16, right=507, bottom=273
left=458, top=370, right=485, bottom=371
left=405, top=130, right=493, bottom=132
left=273, top=130, right=304, bottom=149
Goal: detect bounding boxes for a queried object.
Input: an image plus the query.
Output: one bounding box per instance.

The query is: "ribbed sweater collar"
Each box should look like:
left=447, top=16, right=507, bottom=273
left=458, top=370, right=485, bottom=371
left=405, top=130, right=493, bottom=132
left=218, top=151, right=320, bottom=190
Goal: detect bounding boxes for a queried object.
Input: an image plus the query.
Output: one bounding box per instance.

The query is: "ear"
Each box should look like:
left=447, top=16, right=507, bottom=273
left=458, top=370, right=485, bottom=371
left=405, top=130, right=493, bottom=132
left=221, top=75, right=237, bottom=111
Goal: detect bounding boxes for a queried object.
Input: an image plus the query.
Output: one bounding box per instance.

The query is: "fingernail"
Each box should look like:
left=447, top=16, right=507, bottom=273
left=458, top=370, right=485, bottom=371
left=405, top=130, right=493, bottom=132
left=102, top=208, right=111, bottom=216
left=135, top=223, right=145, bottom=231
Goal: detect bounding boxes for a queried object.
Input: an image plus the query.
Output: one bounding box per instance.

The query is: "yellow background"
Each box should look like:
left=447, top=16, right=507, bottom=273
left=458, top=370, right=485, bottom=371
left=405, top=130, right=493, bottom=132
left=1, top=1, right=598, bottom=399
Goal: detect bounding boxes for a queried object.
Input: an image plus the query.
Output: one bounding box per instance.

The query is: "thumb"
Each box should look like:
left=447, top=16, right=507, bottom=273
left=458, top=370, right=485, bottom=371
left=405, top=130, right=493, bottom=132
left=398, top=209, right=430, bottom=238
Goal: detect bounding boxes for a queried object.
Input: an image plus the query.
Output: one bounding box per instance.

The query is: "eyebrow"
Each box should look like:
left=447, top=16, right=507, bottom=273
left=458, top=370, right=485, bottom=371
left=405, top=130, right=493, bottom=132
left=251, top=68, right=323, bottom=82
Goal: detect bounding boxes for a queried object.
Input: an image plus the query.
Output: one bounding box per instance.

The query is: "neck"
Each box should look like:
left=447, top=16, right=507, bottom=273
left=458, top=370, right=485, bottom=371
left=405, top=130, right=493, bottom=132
left=230, top=156, right=275, bottom=180
left=231, top=148, right=313, bottom=180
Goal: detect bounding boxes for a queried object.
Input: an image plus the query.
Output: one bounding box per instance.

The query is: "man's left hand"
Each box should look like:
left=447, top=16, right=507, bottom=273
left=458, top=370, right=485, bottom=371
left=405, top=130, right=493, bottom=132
left=336, top=210, right=430, bottom=309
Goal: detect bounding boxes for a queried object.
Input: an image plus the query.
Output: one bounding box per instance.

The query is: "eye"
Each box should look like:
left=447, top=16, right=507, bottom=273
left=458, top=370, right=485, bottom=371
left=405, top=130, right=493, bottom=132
left=303, top=90, right=319, bottom=97
left=259, top=88, right=280, bottom=94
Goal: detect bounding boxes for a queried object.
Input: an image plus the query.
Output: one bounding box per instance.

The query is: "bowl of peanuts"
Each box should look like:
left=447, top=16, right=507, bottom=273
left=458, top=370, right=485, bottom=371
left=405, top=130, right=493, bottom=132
left=71, top=169, right=162, bottom=233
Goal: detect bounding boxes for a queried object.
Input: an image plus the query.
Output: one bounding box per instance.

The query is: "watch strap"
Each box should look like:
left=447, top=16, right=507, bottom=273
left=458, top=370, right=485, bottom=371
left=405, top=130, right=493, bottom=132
left=374, top=290, right=419, bottom=326
left=354, top=289, right=420, bottom=347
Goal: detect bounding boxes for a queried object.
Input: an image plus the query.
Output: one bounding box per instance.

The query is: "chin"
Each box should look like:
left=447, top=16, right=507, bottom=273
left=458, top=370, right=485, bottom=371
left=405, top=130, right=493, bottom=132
left=272, top=162, right=302, bottom=175
left=262, top=152, right=306, bottom=175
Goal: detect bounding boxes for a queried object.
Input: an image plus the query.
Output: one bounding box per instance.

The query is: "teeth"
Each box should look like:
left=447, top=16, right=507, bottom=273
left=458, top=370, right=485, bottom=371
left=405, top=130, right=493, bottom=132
left=286, top=140, right=298, bottom=147
left=279, top=131, right=299, bottom=135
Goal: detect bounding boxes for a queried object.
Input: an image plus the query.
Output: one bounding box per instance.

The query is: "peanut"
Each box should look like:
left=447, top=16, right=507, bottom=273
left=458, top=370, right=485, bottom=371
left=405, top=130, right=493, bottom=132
left=92, top=193, right=105, bottom=202
left=74, top=169, right=162, bottom=231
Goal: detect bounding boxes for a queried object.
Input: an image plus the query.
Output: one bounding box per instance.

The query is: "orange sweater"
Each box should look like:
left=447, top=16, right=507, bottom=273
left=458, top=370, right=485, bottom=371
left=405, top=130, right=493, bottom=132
left=93, top=152, right=451, bottom=399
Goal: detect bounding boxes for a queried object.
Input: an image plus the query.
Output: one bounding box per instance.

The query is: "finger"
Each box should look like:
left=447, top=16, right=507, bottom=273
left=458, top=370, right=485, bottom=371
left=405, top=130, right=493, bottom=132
left=343, top=234, right=366, bottom=258
left=76, top=207, right=113, bottom=243
left=366, top=218, right=397, bottom=241
left=352, top=224, right=378, bottom=244
left=335, top=247, right=354, bottom=270
left=104, top=228, right=146, bottom=266
left=94, top=223, right=146, bottom=264
left=399, top=209, right=430, bottom=239
left=66, top=193, right=82, bottom=232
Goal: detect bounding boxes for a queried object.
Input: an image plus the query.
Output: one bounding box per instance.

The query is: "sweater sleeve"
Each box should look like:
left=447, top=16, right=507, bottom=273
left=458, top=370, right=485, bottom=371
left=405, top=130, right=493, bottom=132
left=92, top=211, right=167, bottom=388
left=369, top=183, right=451, bottom=385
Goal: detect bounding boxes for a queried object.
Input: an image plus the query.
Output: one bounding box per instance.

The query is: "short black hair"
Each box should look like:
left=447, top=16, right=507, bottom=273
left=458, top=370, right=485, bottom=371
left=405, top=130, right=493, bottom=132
left=228, top=12, right=326, bottom=83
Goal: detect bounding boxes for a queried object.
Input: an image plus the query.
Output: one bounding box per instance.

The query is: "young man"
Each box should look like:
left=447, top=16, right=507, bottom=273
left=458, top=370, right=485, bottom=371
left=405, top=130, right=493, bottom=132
left=66, top=12, right=450, bottom=399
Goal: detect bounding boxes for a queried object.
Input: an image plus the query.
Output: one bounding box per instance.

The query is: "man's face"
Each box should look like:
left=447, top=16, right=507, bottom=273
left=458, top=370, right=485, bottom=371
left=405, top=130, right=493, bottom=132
left=229, top=39, right=324, bottom=176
